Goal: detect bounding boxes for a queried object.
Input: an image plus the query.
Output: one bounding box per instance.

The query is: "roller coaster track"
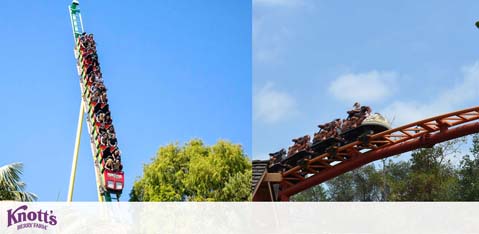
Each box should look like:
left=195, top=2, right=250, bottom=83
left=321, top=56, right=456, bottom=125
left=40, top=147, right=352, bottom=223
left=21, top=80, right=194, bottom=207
left=253, top=106, right=479, bottom=201
left=67, top=1, right=124, bottom=202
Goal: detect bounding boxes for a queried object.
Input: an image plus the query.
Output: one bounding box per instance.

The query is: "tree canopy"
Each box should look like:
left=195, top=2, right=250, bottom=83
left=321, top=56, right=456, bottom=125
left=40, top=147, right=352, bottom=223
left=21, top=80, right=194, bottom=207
left=129, top=139, right=251, bottom=201
left=458, top=134, right=479, bottom=200
left=0, top=162, right=37, bottom=201
left=292, top=136, right=479, bottom=201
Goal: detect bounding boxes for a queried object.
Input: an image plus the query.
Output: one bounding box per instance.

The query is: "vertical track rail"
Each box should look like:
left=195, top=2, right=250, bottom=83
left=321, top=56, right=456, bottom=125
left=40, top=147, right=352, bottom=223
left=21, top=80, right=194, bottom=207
left=67, top=0, right=107, bottom=202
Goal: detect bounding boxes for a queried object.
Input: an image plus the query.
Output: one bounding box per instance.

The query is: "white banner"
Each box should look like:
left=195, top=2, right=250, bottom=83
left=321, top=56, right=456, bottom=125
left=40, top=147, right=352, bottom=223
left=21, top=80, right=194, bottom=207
left=0, top=202, right=478, bottom=234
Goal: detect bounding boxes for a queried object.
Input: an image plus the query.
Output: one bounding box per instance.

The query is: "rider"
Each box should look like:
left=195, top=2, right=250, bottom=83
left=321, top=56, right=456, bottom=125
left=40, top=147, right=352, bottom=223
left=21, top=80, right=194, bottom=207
left=112, top=148, right=121, bottom=162
left=99, top=92, right=108, bottom=103
left=343, top=102, right=363, bottom=131
left=95, top=112, right=105, bottom=124
left=331, top=118, right=342, bottom=138
left=269, top=153, right=277, bottom=164
left=104, top=156, right=114, bottom=171
left=292, top=135, right=310, bottom=152
left=315, top=122, right=331, bottom=142
left=104, top=115, right=113, bottom=125
left=347, top=102, right=361, bottom=118
left=113, top=159, right=123, bottom=172
left=108, top=133, right=118, bottom=148
left=106, top=125, right=115, bottom=135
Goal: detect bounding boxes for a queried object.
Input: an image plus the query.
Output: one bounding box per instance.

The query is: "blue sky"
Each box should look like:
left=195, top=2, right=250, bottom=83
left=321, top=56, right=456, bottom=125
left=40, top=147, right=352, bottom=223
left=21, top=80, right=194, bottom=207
left=253, top=0, right=479, bottom=159
left=0, top=0, right=251, bottom=201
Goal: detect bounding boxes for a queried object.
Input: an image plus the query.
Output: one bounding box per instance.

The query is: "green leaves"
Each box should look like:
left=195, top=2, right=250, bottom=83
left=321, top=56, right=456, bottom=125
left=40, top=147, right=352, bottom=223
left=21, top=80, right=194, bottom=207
left=130, top=139, right=251, bottom=201
left=457, top=134, right=479, bottom=201
left=0, top=162, right=37, bottom=202
left=295, top=136, right=479, bottom=201
left=291, top=184, right=328, bottom=201
left=129, top=136, right=479, bottom=202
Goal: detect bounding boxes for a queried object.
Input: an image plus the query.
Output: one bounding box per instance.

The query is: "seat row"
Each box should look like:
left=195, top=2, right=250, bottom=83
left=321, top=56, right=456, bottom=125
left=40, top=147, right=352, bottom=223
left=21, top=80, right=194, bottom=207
left=77, top=33, right=123, bottom=173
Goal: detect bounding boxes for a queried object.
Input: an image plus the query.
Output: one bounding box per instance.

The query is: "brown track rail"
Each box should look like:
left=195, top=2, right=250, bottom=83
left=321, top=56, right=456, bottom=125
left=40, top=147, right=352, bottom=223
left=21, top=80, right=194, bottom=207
left=253, top=106, right=479, bottom=201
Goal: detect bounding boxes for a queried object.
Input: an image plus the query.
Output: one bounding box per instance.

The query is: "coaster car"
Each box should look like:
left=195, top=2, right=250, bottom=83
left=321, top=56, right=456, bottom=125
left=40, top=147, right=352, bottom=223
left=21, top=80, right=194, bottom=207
left=341, top=113, right=391, bottom=143
left=103, top=170, right=124, bottom=192
left=267, top=108, right=392, bottom=173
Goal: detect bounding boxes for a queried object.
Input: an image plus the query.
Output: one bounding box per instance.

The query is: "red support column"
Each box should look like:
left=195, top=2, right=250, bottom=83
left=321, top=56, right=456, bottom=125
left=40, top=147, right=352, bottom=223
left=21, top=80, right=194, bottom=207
left=279, top=180, right=291, bottom=201
left=279, top=194, right=290, bottom=201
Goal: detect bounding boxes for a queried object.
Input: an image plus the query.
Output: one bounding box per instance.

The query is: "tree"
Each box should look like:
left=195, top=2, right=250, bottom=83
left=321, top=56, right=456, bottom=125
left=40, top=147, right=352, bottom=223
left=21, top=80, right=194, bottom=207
left=382, top=160, right=410, bottom=201
left=291, top=184, right=328, bottom=201
left=0, top=162, right=37, bottom=201
left=458, top=134, right=479, bottom=200
left=294, top=138, right=477, bottom=201
left=352, top=165, right=383, bottom=201
left=326, top=172, right=354, bottom=201
left=129, top=139, right=251, bottom=201
left=392, top=139, right=463, bottom=201
left=325, top=165, right=383, bottom=201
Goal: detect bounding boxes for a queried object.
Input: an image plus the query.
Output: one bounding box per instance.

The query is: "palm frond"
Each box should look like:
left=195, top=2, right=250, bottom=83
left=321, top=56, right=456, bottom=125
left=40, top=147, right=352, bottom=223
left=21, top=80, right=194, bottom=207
left=0, top=162, right=37, bottom=201
left=0, top=162, right=23, bottom=191
left=11, top=191, right=38, bottom=202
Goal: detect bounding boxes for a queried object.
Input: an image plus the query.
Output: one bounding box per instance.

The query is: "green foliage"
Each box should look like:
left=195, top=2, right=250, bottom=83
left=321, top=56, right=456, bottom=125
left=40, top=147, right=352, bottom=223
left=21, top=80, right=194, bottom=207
left=129, top=139, right=251, bottom=201
left=383, top=160, right=410, bottom=201
left=305, top=137, right=474, bottom=201
left=217, top=171, right=252, bottom=201
left=457, top=134, right=479, bottom=201
left=352, top=165, right=383, bottom=201
left=325, top=165, right=383, bottom=201
left=326, top=172, right=354, bottom=201
left=394, top=140, right=461, bottom=201
left=291, top=184, right=328, bottom=201
left=0, top=162, right=37, bottom=201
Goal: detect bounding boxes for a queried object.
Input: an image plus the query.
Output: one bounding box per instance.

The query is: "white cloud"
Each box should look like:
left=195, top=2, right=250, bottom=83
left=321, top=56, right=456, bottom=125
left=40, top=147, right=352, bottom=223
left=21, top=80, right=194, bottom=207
left=253, top=0, right=311, bottom=64
left=381, top=101, right=432, bottom=127
left=253, top=13, right=290, bottom=64
left=253, top=21, right=285, bottom=63
left=254, top=82, right=298, bottom=124
left=328, top=70, right=398, bottom=103
left=382, top=62, right=479, bottom=126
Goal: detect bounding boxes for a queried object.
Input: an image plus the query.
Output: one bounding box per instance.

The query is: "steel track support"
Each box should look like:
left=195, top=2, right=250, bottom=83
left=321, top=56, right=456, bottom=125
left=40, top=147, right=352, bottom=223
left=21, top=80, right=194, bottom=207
left=279, top=121, right=479, bottom=200
left=67, top=101, right=85, bottom=202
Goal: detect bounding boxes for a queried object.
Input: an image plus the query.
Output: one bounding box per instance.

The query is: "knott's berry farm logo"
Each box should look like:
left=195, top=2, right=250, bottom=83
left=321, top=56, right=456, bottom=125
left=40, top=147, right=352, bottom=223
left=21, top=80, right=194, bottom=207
left=6, top=205, right=58, bottom=231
